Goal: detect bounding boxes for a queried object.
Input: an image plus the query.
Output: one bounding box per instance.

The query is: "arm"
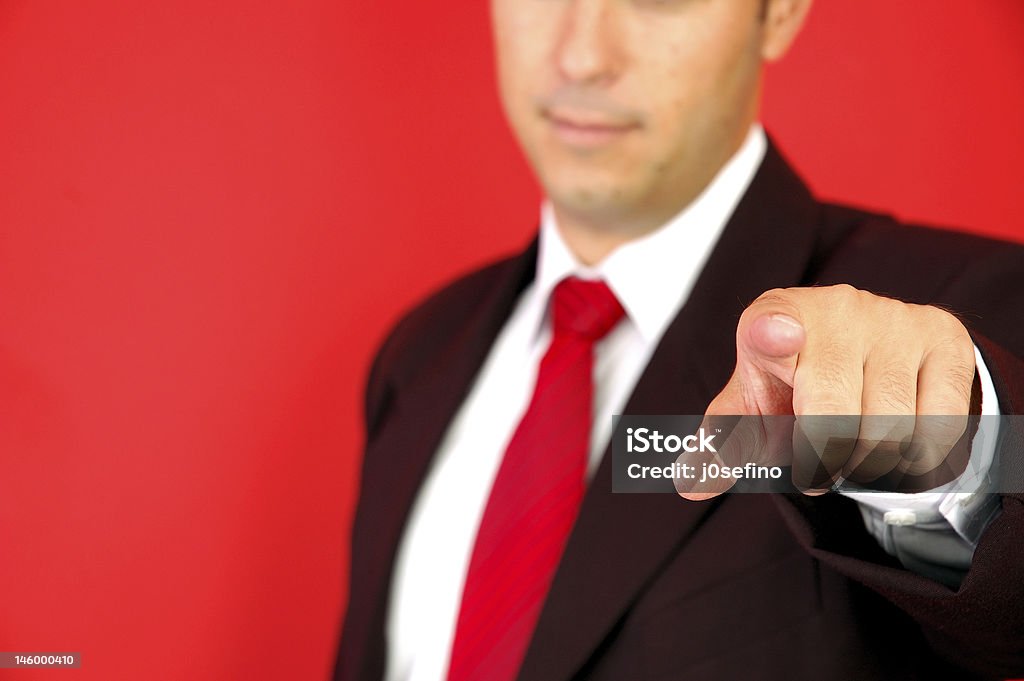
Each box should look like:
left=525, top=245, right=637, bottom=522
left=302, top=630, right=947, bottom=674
left=682, top=284, right=1024, bottom=677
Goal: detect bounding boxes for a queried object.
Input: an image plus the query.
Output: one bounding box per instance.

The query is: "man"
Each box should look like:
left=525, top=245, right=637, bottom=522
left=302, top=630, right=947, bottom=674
left=337, top=0, right=1024, bottom=679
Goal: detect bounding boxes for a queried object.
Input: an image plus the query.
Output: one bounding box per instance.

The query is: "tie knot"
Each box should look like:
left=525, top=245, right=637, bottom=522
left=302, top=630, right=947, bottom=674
left=551, top=277, right=625, bottom=340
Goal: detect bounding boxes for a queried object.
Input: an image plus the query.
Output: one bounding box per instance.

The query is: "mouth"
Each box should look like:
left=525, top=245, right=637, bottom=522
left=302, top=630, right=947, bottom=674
left=542, top=108, right=641, bottom=148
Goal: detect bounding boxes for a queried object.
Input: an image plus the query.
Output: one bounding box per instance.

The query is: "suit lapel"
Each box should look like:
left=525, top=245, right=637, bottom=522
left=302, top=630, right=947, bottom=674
left=518, top=142, right=824, bottom=681
left=346, top=244, right=539, bottom=680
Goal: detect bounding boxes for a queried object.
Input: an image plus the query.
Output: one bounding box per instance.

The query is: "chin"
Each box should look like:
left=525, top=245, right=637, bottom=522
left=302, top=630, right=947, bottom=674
left=545, top=170, right=631, bottom=204
left=552, top=193, right=638, bottom=229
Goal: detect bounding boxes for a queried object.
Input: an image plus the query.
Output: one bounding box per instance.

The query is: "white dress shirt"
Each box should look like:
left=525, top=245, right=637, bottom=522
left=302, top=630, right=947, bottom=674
left=383, top=125, right=1001, bottom=681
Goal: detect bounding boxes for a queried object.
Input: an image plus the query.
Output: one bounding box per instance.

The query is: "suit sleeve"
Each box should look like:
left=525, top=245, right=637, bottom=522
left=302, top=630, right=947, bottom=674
left=772, top=327, right=1024, bottom=678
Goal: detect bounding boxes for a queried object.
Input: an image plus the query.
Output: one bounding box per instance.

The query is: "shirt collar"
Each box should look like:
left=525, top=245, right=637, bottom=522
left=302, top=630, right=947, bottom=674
left=531, top=124, right=767, bottom=345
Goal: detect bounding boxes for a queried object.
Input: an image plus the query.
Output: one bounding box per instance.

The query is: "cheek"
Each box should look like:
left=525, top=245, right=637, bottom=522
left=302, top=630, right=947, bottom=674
left=641, top=80, right=706, bottom=167
left=493, top=61, right=532, bottom=150
left=636, top=13, right=758, bottom=127
left=641, top=49, right=747, bottom=159
left=494, top=26, right=548, bottom=125
left=634, top=41, right=708, bottom=126
left=494, top=6, right=554, bottom=86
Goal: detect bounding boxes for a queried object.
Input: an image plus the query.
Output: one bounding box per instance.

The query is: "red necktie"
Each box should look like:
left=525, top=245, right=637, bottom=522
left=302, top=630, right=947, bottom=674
left=446, top=277, right=625, bottom=681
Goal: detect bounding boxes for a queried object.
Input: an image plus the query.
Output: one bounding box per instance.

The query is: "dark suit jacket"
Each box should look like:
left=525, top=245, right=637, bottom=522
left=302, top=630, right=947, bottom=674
left=336, top=143, right=1024, bottom=680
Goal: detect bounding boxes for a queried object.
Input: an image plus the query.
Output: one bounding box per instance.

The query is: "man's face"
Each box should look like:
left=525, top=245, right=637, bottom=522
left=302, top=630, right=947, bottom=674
left=491, top=0, right=779, bottom=234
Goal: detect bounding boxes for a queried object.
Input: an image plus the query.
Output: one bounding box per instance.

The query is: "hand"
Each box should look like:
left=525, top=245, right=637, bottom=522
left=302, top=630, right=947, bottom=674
left=677, top=284, right=978, bottom=499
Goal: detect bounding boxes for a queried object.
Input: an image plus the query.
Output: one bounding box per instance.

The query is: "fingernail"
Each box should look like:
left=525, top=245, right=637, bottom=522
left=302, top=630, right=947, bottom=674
left=769, top=314, right=802, bottom=329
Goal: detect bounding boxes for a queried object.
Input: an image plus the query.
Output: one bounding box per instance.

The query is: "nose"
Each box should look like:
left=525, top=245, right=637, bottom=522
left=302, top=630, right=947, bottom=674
left=554, top=0, right=622, bottom=85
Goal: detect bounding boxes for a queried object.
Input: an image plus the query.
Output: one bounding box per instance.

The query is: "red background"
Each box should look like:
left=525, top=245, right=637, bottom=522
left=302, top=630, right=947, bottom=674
left=1, top=2, right=1022, bottom=679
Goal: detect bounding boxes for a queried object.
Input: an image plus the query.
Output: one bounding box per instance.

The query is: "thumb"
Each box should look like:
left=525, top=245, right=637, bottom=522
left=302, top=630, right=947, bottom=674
left=736, top=308, right=806, bottom=390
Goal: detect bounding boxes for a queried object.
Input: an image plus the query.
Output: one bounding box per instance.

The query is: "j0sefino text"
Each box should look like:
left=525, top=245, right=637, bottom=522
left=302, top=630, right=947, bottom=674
left=627, top=461, right=784, bottom=481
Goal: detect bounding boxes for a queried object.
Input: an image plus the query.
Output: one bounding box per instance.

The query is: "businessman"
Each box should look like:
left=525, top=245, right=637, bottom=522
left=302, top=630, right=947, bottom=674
left=337, top=0, right=1024, bottom=679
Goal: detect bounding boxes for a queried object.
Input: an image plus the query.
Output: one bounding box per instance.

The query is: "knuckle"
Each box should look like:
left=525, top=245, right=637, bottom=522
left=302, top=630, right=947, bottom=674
left=954, top=340, right=977, bottom=369
left=817, top=340, right=855, bottom=380
left=751, top=288, right=794, bottom=308
left=883, top=295, right=911, bottom=317
left=924, top=305, right=971, bottom=340
left=826, top=283, right=861, bottom=304
left=828, top=283, right=858, bottom=295
left=873, top=367, right=918, bottom=414
left=944, top=360, right=976, bottom=407
left=793, top=392, right=852, bottom=416
left=920, top=415, right=969, bottom=446
left=923, top=356, right=974, bottom=414
left=795, top=357, right=860, bottom=415
left=929, top=327, right=977, bottom=378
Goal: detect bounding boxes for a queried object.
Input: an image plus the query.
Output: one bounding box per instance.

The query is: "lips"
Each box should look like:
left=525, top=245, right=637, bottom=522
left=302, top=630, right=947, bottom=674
left=543, top=108, right=640, bottom=148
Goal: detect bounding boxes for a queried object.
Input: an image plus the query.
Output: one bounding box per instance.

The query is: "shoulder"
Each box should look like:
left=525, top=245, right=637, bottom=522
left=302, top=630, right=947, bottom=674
left=363, top=250, right=530, bottom=428
left=809, top=201, right=1024, bottom=301
left=378, top=254, right=523, bottom=367
left=809, top=203, right=1024, bottom=365
left=757, top=140, right=1023, bottom=286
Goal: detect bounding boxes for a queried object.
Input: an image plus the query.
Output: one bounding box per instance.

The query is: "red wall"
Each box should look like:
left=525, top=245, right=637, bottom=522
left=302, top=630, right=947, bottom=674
left=1, top=2, right=1021, bottom=679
